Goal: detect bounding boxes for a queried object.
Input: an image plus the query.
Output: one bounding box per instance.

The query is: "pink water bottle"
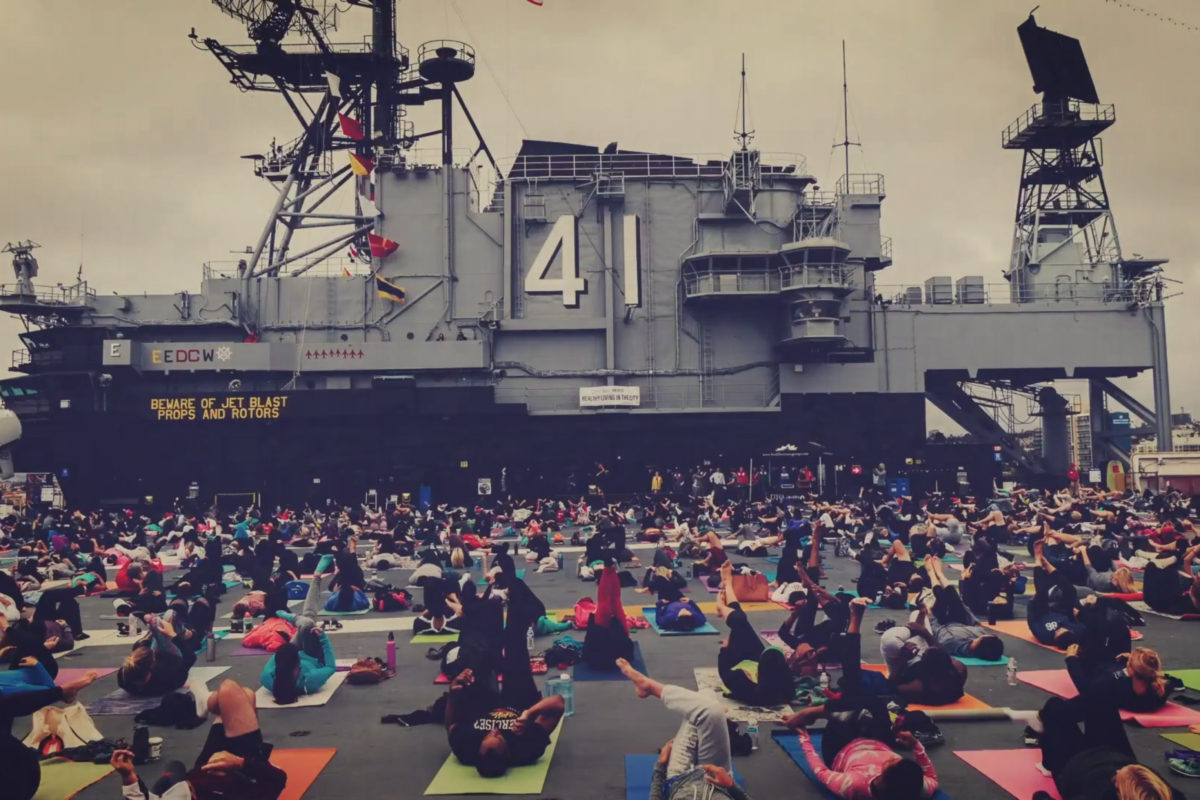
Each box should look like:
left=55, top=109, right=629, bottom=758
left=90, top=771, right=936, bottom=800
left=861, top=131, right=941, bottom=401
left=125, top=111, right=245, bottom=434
left=386, top=632, right=396, bottom=673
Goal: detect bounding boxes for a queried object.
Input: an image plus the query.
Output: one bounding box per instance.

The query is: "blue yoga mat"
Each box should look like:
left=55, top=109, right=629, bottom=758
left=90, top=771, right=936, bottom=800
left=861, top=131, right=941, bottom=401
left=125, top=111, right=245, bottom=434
left=641, top=608, right=719, bottom=636
left=624, top=755, right=743, bottom=800
left=772, top=730, right=952, bottom=800
left=954, top=655, right=1010, bottom=667
left=574, top=642, right=647, bottom=683
left=767, top=556, right=781, bottom=564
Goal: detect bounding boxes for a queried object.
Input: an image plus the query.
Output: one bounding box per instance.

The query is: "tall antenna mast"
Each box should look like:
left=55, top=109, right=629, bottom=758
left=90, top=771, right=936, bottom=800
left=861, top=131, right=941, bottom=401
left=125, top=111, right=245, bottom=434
left=833, top=40, right=861, bottom=190
left=734, top=53, right=754, bottom=151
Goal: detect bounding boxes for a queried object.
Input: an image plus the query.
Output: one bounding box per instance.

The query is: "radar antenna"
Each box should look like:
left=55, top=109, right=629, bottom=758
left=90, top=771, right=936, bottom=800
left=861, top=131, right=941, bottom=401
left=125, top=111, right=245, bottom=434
left=733, top=53, right=754, bottom=151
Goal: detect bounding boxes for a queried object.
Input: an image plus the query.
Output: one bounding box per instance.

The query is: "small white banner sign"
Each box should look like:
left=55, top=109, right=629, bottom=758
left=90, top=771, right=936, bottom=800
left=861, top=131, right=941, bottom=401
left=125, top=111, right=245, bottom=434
left=579, top=386, right=641, bottom=408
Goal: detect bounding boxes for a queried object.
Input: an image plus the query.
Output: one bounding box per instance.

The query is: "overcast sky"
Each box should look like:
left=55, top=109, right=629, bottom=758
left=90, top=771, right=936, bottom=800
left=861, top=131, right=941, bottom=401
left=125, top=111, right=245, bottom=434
left=1, top=0, right=1197, bottom=434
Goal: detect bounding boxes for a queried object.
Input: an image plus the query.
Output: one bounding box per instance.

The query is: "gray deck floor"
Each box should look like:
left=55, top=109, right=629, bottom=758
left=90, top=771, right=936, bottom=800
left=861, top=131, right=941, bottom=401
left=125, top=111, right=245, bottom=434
left=37, top=550, right=1196, bottom=800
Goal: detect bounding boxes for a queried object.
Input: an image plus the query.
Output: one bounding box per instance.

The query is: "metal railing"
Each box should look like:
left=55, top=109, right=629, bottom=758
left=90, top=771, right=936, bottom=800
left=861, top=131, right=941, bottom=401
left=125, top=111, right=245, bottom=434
left=683, top=264, right=854, bottom=299
left=203, top=256, right=371, bottom=281
left=497, top=152, right=807, bottom=183
left=0, top=282, right=96, bottom=307
left=872, top=281, right=1135, bottom=307
left=880, top=236, right=893, bottom=261
left=835, top=173, right=885, bottom=196
left=11, top=350, right=29, bottom=369
left=215, top=36, right=407, bottom=60
left=1001, top=101, right=1116, bottom=148
left=495, top=381, right=780, bottom=412
left=417, top=40, right=475, bottom=66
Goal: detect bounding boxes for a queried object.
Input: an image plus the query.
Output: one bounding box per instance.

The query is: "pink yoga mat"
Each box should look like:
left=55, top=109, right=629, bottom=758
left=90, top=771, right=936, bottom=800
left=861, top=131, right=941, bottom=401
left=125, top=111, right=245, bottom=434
left=54, top=667, right=118, bottom=687
left=1018, top=669, right=1200, bottom=727
left=955, top=749, right=1061, bottom=800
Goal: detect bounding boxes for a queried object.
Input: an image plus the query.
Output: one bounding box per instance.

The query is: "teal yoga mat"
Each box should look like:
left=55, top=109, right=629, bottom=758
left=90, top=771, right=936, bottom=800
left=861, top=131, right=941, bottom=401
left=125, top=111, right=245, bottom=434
left=641, top=607, right=718, bottom=636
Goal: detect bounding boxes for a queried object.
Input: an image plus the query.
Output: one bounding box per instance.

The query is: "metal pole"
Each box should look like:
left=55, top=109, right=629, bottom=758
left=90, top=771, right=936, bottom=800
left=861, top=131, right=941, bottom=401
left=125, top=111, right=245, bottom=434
left=842, top=41, right=850, bottom=190
left=1147, top=305, right=1174, bottom=451
left=443, top=84, right=456, bottom=323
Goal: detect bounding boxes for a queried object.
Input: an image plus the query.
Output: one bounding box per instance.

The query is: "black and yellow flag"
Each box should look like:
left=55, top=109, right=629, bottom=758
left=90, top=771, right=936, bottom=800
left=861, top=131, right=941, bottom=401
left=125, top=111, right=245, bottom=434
left=375, top=274, right=405, bottom=303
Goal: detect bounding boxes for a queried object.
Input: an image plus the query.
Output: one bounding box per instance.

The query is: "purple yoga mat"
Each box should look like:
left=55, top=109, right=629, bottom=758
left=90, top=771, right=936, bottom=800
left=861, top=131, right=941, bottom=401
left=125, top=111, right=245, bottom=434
left=229, top=644, right=271, bottom=657
left=54, top=667, right=118, bottom=687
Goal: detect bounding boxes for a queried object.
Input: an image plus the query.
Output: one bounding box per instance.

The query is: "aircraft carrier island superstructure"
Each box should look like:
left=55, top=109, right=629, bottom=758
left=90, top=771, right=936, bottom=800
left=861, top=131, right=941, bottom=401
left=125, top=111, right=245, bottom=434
left=0, top=3, right=1174, bottom=507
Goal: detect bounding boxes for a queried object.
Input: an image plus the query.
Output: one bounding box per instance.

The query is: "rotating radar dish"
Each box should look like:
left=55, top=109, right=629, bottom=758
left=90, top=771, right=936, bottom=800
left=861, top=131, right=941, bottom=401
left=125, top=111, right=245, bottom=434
left=210, top=0, right=339, bottom=42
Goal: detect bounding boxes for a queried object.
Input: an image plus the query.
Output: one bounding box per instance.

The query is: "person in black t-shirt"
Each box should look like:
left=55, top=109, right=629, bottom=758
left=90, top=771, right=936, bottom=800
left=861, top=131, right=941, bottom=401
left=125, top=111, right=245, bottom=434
left=445, top=593, right=564, bottom=777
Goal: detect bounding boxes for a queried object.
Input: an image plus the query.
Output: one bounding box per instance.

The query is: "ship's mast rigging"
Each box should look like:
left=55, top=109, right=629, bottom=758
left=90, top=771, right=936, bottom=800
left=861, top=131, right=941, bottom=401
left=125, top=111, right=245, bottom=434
left=833, top=40, right=860, bottom=193
left=195, top=0, right=491, bottom=332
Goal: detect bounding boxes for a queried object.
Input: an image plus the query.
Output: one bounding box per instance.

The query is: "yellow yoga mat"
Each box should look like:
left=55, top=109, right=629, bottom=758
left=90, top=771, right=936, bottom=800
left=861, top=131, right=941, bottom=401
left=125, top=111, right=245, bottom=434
left=33, top=759, right=113, bottom=800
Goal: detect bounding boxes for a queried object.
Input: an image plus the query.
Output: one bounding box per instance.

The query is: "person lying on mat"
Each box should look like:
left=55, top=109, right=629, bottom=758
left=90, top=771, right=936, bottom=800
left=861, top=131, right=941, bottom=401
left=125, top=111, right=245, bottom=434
left=712, top=565, right=793, bottom=706
left=261, top=576, right=336, bottom=704
left=110, top=678, right=288, bottom=800
left=1142, top=544, right=1200, bottom=618
left=1022, top=681, right=1181, bottom=800
left=414, top=578, right=466, bottom=634
left=920, top=557, right=1005, bottom=662
left=117, top=610, right=197, bottom=697
left=781, top=598, right=941, bottom=800
left=1027, top=542, right=1087, bottom=649
left=446, top=594, right=564, bottom=777
left=692, top=530, right=728, bottom=577
left=636, top=549, right=688, bottom=595
left=3, top=667, right=98, bottom=800
left=879, top=605, right=967, bottom=706
left=582, top=561, right=636, bottom=669
left=324, top=553, right=368, bottom=612
left=777, top=576, right=848, bottom=678
left=616, top=656, right=744, bottom=797
left=1064, top=624, right=1168, bottom=715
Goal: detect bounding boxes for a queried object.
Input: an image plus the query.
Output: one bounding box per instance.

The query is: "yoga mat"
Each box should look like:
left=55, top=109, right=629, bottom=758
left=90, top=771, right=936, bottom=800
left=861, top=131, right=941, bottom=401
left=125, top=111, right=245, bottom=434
left=256, top=669, right=350, bottom=709
left=623, top=755, right=742, bottom=800
left=1163, top=732, right=1200, bottom=751
left=693, top=667, right=795, bottom=723
left=574, top=642, right=647, bottom=682
left=691, top=600, right=778, bottom=614
left=478, top=569, right=525, bottom=585
left=32, top=758, right=114, bottom=800
left=317, top=607, right=370, bottom=617
left=773, top=731, right=952, bottom=800
left=1017, top=669, right=1200, bottom=727
left=982, top=620, right=1067, bottom=652
left=1168, top=669, right=1200, bottom=693
left=327, top=615, right=415, bottom=634
left=424, top=722, right=562, bottom=795
left=412, top=631, right=460, bottom=644
left=86, top=666, right=229, bottom=715
left=954, top=748, right=1060, bottom=800
left=642, top=608, right=718, bottom=636
left=955, top=656, right=1011, bottom=667
left=1129, top=600, right=1200, bottom=621
left=54, top=667, right=118, bottom=686
left=269, top=748, right=337, bottom=800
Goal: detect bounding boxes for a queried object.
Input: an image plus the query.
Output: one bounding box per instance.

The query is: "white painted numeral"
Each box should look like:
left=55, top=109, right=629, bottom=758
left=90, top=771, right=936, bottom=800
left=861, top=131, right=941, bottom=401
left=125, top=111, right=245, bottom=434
left=525, top=215, right=585, bottom=307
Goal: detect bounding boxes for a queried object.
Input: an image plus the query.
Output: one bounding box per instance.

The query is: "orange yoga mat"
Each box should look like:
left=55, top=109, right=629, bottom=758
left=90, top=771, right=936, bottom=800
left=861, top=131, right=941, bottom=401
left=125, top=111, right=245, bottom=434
left=860, top=664, right=991, bottom=712
left=983, top=619, right=1142, bottom=652
left=269, top=748, right=337, bottom=800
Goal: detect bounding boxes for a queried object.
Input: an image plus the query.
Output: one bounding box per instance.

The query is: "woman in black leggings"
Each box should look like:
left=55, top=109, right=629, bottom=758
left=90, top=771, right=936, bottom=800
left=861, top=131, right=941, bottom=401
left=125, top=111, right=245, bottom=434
left=1034, top=684, right=1179, bottom=800
left=713, top=567, right=792, bottom=706
left=1142, top=546, right=1200, bottom=617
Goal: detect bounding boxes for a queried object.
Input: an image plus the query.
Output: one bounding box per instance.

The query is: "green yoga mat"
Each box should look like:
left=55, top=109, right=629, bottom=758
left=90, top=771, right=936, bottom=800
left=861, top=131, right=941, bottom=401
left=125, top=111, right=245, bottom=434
left=412, top=631, right=460, bottom=644
left=955, top=656, right=1010, bottom=667
left=425, top=723, right=562, bottom=795
left=1168, top=670, right=1200, bottom=693
left=317, top=607, right=371, bottom=617
left=1163, top=732, right=1200, bottom=751
left=478, top=569, right=526, bottom=586
left=34, top=759, right=113, bottom=800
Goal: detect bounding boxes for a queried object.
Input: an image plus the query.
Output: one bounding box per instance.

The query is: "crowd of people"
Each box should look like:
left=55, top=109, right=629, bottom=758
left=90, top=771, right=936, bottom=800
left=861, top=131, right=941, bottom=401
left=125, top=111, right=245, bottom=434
left=0, top=475, right=1197, bottom=799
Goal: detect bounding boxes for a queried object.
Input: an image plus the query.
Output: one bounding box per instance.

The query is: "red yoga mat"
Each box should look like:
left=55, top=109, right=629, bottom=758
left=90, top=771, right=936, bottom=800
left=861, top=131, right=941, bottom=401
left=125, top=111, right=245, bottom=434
left=1017, top=669, right=1200, bottom=727
left=269, top=748, right=337, bottom=800
left=955, top=749, right=1061, bottom=800
left=54, top=667, right=118, bottom=687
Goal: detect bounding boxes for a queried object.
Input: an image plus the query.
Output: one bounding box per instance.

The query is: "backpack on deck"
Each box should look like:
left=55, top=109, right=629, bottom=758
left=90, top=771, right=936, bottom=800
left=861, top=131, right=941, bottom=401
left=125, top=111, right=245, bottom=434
left=347, top=657, right=387, bottom=685
left=373, top=588, right=412, bottom=613
left=572, top=598, right=596, bottom=630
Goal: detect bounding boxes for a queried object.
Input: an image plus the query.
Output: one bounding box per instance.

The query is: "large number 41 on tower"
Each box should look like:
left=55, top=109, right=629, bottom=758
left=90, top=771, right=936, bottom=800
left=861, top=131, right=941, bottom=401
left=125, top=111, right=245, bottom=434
left=524, top=214, right=641, bottom=308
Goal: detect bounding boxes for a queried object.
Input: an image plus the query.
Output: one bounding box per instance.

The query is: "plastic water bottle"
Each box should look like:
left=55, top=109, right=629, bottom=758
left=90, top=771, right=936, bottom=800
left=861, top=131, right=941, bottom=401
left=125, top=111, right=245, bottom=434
left=819, top=671, right=830, bottom=692
left=386, top=632, right=396, bottom=673
left=1007, top=658, right=1018, bottom=687
left=557, top=551, right=564, bottom=570
left=205, top=631, right=217, bottom=662
left=747, top=721, right=760, bottom=750
left=558, top=673, right=574, bottom=717
left=527, top=627, right=536, bottom=654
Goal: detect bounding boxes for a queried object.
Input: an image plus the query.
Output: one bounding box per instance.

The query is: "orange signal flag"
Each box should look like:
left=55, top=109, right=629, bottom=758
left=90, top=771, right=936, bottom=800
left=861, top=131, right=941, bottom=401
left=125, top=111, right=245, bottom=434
left=349, top=153, right=375, bottom=177
left=342, top=267, right=353, bottom=279
left=368, top=232, right=399, bottom=258
left=339, top=114, right=365, bottom=141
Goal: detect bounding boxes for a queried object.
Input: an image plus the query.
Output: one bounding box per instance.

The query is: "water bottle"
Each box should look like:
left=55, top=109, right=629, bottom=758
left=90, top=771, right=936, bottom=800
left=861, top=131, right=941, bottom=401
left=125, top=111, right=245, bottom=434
left=557, top=551, right=564, bottom=570
left=526, top=627, right=536, bottom=654
left=386, top=632, right=396, bottom=673
left=1007, top=658, right=1018, bottom=687
left=131, top=721, right=151, bottom=765
left=205, top=631, right=217, bottom=662
left=819, top=671, right=830, bottom=691
left=558, top=673, right=574, bottom=717
left=747, top=721, right=760, bottom=750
